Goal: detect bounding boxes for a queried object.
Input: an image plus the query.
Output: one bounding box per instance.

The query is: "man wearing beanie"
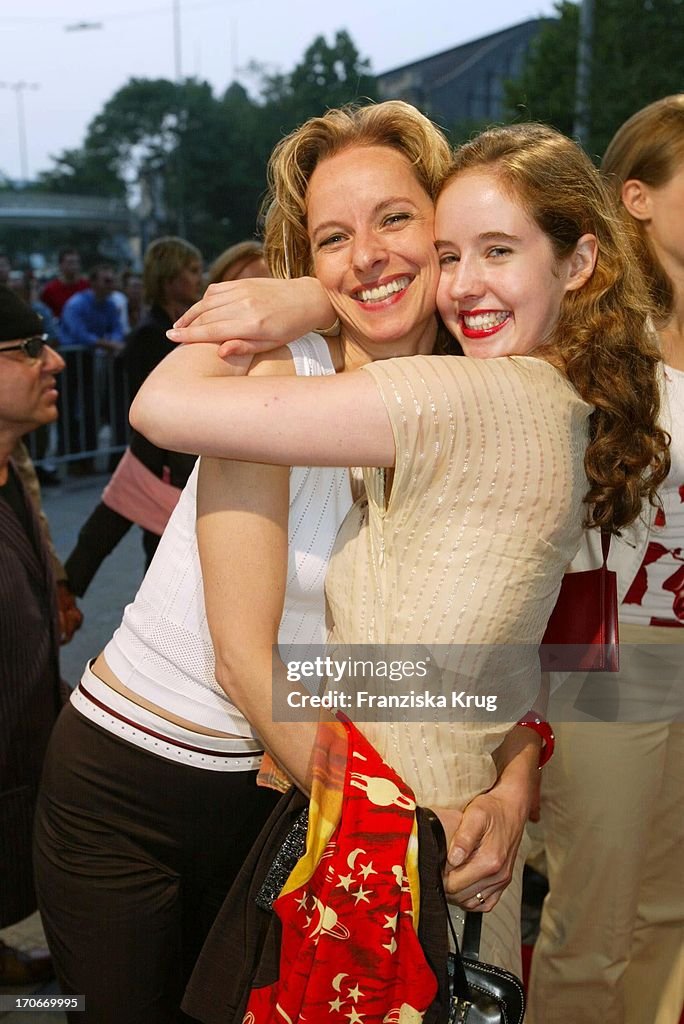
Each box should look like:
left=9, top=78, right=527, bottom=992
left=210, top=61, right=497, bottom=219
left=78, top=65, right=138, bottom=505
left=0, top=285, right=65, bottom=950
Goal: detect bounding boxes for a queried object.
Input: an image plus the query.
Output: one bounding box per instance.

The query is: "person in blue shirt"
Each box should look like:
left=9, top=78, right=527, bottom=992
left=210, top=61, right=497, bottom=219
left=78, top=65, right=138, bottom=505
left=59, top=265, right=124, bottom=472
left=60, top=264, right=124, bottom=351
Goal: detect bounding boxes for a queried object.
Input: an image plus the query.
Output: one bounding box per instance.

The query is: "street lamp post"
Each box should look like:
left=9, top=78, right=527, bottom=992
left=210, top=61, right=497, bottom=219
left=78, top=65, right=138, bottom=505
left=173, top=0, right=183, bottom=82
left=172, top=0, right=187, bottom=235
left=0, top=81, right=40, bottom=183
left=573, top=0, right=595, bottom=147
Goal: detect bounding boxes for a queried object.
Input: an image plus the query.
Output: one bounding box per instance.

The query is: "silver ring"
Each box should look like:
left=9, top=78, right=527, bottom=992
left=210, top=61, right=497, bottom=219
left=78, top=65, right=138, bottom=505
left=476, top=892, right=486, bottom=905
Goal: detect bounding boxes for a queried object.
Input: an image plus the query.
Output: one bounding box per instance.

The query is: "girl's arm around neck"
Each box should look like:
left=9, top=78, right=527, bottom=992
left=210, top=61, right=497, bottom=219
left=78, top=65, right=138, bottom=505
left=130, top=341, right=396, bottom=468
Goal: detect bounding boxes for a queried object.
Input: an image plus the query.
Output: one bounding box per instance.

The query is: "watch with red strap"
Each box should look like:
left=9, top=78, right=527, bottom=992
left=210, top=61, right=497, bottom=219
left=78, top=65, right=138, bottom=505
left=517, top=712, right=555, bottom=768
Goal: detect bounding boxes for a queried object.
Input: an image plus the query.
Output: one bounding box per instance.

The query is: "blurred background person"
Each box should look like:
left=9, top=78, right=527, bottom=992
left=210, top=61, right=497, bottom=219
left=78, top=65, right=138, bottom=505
left=206, top=240, right=269, bottom=284
left=121, top=269, right=145, bottom=331
left=528, top=94, right=684, bottom=1024
left=63, top=236, right=202, bottom=594
left=60, top=263, right=123, bottom=355
left=59, top=264, right=124, bottom=474
left=0, top=253, right=12, bottom=287
left=40, top=248, right=89, bottom=321
left=9, top=269, right=61, bottom=346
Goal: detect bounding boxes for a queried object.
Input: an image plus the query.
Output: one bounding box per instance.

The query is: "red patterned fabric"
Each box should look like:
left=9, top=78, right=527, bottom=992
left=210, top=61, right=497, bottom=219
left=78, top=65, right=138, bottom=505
left=244, top=718, right=437, bottom=1024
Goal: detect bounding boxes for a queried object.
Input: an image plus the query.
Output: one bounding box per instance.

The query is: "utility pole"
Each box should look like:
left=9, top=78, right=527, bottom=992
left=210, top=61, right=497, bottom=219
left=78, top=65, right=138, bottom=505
left=172, top=0, right=187, bottom=236
left=173, top=0, right=182, bottom=81
left=0, top=81, right=40, bottom=183
left=573, top=0, right=595, bottom=147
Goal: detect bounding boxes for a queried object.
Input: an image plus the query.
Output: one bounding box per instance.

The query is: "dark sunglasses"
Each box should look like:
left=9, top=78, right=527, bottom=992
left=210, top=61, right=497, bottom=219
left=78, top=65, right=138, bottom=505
left=0, top=334, right=49, bottom=360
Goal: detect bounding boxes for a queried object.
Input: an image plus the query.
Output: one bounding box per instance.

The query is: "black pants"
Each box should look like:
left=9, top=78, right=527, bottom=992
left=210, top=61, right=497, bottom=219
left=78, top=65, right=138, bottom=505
left=34, top=705, right=280, bottom=1024
left=64, top=502, right=160, bottom=596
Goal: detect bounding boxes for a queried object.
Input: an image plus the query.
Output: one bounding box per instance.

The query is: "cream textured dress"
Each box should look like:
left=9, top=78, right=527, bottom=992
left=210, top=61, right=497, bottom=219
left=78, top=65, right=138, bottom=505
left=325, top=353, right=592, bottom=973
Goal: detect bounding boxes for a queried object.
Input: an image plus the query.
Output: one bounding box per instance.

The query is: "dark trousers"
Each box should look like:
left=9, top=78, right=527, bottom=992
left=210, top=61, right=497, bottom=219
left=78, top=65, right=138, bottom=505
left=64, top=501, right=160, bottom=597
left=34, top=705, right=280, bottom=1024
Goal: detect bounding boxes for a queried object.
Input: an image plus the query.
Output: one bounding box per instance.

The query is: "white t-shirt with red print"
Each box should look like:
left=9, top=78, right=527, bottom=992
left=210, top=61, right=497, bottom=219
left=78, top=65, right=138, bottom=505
left=622, top=365, right=684, bottom=627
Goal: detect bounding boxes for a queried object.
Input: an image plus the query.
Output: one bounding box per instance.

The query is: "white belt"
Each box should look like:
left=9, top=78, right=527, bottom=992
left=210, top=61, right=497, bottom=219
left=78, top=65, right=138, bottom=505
left=71, top=663, right=264, bottom=773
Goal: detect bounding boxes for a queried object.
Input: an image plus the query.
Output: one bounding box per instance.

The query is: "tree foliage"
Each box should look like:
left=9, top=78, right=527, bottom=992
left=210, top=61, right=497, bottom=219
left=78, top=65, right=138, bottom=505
left=34, top=30, right=377, bottom=258
left=506, top=0, right=684, bottom=157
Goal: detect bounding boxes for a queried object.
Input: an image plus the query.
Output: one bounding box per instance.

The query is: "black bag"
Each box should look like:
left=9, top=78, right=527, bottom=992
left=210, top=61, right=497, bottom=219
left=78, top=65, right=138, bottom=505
left=428, top=811, right=526, bottom=1024
left=447, top=912, right=525, bottom=1024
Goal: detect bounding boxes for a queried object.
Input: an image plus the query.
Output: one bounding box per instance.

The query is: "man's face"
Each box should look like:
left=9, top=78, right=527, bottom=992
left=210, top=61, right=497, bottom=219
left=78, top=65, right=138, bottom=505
left=60, top=252, right=81, bottom=281
left=0, top=339, right=65, bottom=434
left=91, top=268, right=115, bottom=301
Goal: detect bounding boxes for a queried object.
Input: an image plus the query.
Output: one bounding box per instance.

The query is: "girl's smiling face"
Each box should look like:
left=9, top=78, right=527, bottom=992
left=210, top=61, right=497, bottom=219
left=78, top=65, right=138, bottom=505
left=435, top=170, right=596, bottom=359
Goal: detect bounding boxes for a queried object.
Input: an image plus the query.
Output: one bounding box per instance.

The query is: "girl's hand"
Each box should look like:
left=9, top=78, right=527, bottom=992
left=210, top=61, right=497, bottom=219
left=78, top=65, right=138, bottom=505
left=442, top=725, right=541, bottom=912
left=166, top=277, right=335, bottom=359
left=442, top=785, right=529, bottom=911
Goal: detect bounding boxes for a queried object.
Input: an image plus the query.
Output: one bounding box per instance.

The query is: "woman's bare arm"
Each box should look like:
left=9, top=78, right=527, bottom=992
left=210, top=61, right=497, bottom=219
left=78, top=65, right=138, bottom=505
left=195, top=348, right=326, bottom=790
left=197, top=454, right=319, bottom=791
left=131, top=342, right=395, bottom=468
left=168, top=276, right=336, bottom=358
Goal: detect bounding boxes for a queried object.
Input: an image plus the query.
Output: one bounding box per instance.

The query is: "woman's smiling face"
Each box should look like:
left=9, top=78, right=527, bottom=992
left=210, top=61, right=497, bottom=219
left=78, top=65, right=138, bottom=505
left=435, top=170, right=580, bottom=359
left=306, top=145, right=439, bottom=358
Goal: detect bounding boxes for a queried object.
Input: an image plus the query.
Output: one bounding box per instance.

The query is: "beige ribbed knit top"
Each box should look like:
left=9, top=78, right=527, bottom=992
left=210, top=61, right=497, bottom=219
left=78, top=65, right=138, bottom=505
left=326, top=354, right=591, bottom=809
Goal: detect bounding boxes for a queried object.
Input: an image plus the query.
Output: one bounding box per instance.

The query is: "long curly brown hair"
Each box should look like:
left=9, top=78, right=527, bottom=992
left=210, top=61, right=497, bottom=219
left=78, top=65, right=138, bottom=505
left=441, top=123, right=669, bottom=533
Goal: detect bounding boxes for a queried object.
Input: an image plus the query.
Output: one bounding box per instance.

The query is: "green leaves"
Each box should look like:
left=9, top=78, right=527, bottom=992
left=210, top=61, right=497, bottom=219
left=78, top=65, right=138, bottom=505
left=506, top=0, right=684, bottom=157
left=36, top=31, right=376, bottom=258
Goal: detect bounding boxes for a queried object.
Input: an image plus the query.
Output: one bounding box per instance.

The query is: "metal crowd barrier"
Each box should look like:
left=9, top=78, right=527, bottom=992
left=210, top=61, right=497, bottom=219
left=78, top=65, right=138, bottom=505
left=27, top=345, right=131, bottom=470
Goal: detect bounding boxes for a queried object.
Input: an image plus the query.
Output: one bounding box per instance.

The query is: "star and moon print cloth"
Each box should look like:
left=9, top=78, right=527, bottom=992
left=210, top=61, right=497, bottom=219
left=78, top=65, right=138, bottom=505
left=244, top=716, right=438, bottom=1024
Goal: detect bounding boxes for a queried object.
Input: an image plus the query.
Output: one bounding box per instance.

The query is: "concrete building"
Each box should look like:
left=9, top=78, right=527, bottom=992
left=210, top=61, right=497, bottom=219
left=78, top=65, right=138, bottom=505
left=377, top=18, right=551, bottom=129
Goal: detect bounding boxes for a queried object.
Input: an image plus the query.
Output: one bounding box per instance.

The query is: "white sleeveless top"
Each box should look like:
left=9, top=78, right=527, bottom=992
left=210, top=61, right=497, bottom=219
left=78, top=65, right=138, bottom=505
left=73, top=334, right=353, bottom=764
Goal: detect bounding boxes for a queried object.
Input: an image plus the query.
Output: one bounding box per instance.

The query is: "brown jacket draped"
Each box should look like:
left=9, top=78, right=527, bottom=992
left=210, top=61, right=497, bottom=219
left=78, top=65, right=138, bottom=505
left=182, top=790, right=451, bottom=1024
left=0, top=459, right=61, bottom=927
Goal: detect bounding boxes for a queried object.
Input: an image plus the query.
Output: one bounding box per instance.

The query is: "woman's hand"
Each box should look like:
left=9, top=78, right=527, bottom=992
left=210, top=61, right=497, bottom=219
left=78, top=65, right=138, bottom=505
left=166, top=277, right=336, bottom=359
left=442, top=784, right=529, bottom=911
left=442, top=724, right=541, bottom=911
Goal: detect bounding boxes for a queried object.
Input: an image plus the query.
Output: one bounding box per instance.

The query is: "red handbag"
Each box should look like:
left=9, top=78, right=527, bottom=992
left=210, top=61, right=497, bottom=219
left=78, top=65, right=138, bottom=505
left=540, top=531, right=619, bottom=672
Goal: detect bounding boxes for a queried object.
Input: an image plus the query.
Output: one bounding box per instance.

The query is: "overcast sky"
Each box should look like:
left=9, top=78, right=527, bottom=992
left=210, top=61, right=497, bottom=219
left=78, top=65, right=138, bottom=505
left=0, top=0, right=559, bottom=181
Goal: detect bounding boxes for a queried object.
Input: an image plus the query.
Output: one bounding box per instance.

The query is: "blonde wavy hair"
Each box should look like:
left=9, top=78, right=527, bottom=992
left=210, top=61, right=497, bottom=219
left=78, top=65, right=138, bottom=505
left=602, top=94, right=684, bottom=324
left=441, top=122, right=669, bottom=532
left=262, top=101, right=452, bottom=280
left=143, top=236, right=202, bottom=306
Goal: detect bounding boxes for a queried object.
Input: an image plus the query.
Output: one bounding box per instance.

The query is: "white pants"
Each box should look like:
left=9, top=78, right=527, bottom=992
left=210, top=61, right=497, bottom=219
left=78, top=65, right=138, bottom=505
left=528, top=627, right=684, bottom=1024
